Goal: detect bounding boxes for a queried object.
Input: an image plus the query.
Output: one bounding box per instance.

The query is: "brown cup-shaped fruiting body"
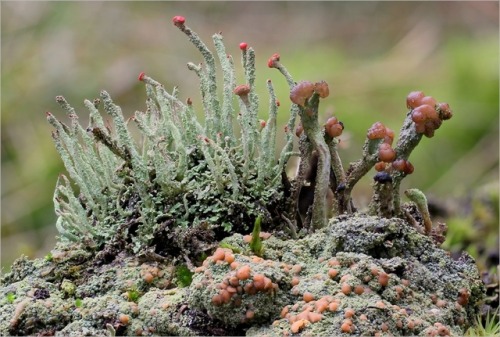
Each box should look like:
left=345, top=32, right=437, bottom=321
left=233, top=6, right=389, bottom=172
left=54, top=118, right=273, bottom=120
left=437, top=102, right=453, bottom=120
left=408, top=91, right=451, bottom=138
left=392, top=159, right=414, bottom=175
left=290, top=81, right=315, bottom=107
left=378, top=143, right=396, bottom=163
left=236, top=265, right=251, bottom=281
left=411, top=105, right=437, bottom=124
left=378, top=272, right=390, bottom=287
left=420, top=96, right=437, bottom=107
left=325, top=117, right=344, bottom=138
left=457, top=288, right=470, bottom=306
left=374, top=161, right=387, bottom=172
left=314, top=80, right=330, bottom=98
left=234, top=84, right=251, bottom=104
left=367, top=122, right=387, bottom=140
left=295, top=124, right=304, bottom=137
left=384, top=128, right=395, bottom=145
left=406, top=91, right=425, bottom=109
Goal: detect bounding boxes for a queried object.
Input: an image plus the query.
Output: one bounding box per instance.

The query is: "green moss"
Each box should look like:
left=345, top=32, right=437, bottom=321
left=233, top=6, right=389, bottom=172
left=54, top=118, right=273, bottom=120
left=5, top=293, right=15, bottom=304
left=74, top=298, right=82, bottom=308
left=127, top=287, right=141, bottom=303
left=219, top=242, right=241, bottom=254
left=44, top=252, right=53, bottom=262
left=175, top=265, right=193, bottom=288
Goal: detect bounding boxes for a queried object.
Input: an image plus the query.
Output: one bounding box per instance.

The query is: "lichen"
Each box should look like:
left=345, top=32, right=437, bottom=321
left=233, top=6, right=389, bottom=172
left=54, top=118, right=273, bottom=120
left=0, top=14, right=487, bottom=337
left=0, top=215, right=485, bottom=336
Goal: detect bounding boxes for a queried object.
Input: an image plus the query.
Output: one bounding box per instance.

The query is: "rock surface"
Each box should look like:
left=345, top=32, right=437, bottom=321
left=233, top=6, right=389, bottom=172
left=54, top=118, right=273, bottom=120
left=0, top=214, right=484, bottom=336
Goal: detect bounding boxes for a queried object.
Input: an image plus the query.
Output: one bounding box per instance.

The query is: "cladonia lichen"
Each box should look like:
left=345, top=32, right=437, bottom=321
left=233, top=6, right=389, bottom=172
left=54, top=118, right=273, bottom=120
left=45, top=16, right=454, bottom=260
left=1, top=15, right=483, bottom=337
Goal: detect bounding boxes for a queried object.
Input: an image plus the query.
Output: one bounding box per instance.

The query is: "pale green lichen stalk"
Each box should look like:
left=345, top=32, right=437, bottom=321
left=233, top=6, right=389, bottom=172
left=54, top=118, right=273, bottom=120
left=47, top=17, right=291, bottom=254
left=405, top=188, right=433, bottom=234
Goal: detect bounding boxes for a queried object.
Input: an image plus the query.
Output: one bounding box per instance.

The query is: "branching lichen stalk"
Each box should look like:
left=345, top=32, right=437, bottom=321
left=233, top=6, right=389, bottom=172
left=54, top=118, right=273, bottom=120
left=174, top=22, right=221, bottom=139
left=298, top=93, right=331, bottom=229
left=45, top=15, right=454, bottom=254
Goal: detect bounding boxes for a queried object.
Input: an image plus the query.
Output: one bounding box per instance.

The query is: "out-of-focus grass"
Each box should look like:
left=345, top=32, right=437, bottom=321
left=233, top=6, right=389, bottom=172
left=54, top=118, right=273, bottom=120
left=1, top=2, right=498, bottom=270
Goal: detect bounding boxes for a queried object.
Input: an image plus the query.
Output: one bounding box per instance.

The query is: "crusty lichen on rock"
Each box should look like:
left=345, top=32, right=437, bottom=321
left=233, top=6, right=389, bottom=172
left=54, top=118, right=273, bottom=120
left=0, top=14, right=487, bottom=337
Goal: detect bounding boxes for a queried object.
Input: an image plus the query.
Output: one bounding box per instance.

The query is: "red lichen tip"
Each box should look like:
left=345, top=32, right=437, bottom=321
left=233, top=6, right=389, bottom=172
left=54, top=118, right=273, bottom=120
left=138, top=72, right=146, bottom=81
left=239, top=42, right=248, bottom=51
left=233, top=84, right=251, bottom=96
left=267, top=53, right=280, bottom=68
left=172, top=15, right=186, bottom=26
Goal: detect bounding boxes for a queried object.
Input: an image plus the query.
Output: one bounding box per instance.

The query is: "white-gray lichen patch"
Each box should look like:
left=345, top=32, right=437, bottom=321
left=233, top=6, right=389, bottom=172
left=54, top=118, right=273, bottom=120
left=0, top=215, right=484, bottom=336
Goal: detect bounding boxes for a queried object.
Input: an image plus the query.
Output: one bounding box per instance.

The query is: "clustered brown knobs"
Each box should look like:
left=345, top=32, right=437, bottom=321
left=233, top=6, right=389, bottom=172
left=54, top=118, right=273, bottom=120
left=290, top=80, right=330, bottom=107
left=325, top=117, right=344, bottom=138
left=366, top=121, right=406, bottom=173
left=366, top=121, right=415, bottom=175
left=204, top=248, right=279, bottom=308
left=407, top=91, right=453, bottom=138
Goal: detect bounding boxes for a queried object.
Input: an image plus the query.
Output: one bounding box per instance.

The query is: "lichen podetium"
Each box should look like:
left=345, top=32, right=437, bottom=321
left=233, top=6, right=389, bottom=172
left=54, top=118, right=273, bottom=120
left=47, top=15, right=453, bottom=262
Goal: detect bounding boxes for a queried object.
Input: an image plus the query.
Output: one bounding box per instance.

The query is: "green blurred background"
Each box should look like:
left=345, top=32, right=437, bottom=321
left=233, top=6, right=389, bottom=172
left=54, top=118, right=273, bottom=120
left=1, top=2, right=498, bottom=272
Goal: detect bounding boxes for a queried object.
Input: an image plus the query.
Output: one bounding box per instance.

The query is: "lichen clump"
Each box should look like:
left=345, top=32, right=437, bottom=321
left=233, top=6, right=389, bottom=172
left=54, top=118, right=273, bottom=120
left=47, top=16, right=289, bottom=258
left=45, top=14, right=453, bottom=255
left=0, top=14, right=487, bottom=337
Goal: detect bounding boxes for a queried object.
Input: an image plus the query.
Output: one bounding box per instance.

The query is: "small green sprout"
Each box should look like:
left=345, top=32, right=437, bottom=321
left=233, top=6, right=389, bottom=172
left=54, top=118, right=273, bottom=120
left=44, top=252, right=53, bottom=262
left=175, top=264, right=193, bottom=288
left=74, top=298, right=83, bottom=307
left=249, top=215, right=263, bottom=257
left=465, top=308, right=500, bottom=336
left=127, top=287, right=141, bottom=303
left=6, top=292, right=16, bottom=304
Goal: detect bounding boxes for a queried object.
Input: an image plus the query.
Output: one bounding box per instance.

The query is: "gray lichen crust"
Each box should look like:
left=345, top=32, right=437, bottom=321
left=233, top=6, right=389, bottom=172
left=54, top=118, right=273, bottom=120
left=1, top=215, right=484, bottom=336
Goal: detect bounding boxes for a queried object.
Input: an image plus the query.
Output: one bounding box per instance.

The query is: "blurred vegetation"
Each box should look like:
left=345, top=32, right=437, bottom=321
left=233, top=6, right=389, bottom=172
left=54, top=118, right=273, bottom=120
left=1, top=2, right=498, bottom=272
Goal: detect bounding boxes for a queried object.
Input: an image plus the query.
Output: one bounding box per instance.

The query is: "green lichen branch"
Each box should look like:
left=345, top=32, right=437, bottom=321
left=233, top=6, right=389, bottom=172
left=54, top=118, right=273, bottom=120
left=46, top=15, right=456, bottom=254
left=46, top=15, right=287, bottom=253
left=296, top=93, right=331, bottom=230
left=404, top=188, right=432, bottom=235
left=350, top=91, right=453, bottom=219
left=267, top=54, right=301, bottom=184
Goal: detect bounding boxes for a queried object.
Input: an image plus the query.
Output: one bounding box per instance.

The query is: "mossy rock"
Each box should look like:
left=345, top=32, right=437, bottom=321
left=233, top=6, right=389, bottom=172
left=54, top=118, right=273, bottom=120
left=0, top=214, right=484, bottom=336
